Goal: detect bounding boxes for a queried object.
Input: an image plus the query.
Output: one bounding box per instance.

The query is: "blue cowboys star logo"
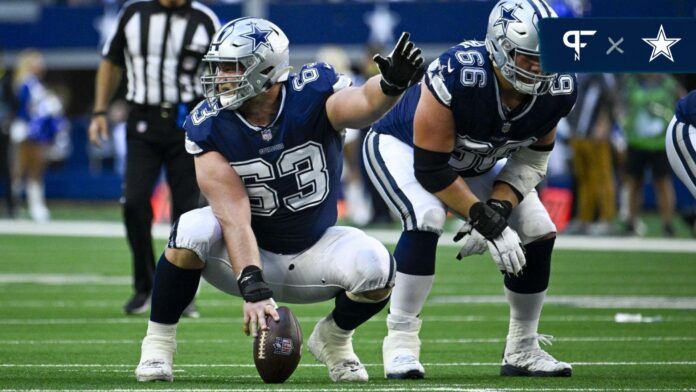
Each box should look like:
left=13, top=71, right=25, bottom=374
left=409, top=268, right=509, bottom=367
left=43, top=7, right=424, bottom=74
left=494, top=4, right=522, bottom=34
left=241, top=23, right=273, bottom=52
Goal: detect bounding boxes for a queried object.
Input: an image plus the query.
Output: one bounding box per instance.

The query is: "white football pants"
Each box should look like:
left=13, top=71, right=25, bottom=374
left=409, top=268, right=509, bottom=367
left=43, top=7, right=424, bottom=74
left=169, top=206, right=395, bottom=303
left=363, top=131, right=556, bottom=242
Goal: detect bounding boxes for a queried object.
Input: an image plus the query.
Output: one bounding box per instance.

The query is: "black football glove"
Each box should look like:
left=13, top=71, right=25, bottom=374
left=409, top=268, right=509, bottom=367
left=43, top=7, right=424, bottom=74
left=467, top=200, right=526, bottom=276
left=373, top=32, right=425, bottom=96
left=486, top=199, right=513, bottom=220
left=468, top=201, right=508, bottom=241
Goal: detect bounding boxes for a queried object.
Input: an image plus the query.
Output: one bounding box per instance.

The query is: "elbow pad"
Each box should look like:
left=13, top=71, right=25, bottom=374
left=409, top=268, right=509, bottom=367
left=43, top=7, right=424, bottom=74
left=413, top=145, right=458, bottom=193
left=495, top=144, right=553, bottom=200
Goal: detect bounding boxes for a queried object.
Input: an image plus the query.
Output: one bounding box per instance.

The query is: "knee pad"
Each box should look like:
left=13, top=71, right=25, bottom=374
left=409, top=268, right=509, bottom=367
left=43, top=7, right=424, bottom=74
left=347, top=287, right=392, bottom=303
left=168, top=207, right=222, bottom=262
left=416, top=207, right=447, bottom=234
left=351, top=242, right=395, bottom=293
left=504, top=236, right=555, bottom=294
left=510, top=195, right=557, bottom=244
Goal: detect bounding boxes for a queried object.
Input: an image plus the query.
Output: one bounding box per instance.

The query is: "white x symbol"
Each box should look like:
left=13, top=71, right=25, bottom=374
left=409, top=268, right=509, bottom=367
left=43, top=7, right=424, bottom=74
left=606, top=37, right=624, bottom=55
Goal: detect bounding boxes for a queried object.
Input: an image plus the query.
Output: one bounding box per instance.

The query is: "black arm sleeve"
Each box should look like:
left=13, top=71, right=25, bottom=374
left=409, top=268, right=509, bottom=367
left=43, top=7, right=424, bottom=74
left=413, top=145, right=458, bottom=193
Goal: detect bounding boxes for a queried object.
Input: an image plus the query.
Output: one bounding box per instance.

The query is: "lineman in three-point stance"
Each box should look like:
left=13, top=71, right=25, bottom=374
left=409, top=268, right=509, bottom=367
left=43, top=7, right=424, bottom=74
left=365, top=0, right=577, bottom=379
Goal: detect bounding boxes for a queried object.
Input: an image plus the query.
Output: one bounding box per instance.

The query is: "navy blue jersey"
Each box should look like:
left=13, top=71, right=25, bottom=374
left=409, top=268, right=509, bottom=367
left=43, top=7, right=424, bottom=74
left=185, top=63, right=349, bottom=254
left=676, top=90, right=696, bottom=126
left=373, top=40, right=577, bottom=177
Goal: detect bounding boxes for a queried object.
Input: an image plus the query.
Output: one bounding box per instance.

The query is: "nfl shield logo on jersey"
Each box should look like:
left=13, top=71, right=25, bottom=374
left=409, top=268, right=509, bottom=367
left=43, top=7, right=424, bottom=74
left=261, top=128, right=273, bottom=142
left=502, top=122, right=512, bottom=133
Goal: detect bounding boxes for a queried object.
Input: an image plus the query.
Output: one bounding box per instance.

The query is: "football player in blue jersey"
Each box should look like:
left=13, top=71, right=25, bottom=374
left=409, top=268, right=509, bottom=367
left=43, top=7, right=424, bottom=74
left=134, top=17, right=424, bottom=383
left=364, top=0, right=577, bottom=379
left=666, top=90, right=696, bottom=198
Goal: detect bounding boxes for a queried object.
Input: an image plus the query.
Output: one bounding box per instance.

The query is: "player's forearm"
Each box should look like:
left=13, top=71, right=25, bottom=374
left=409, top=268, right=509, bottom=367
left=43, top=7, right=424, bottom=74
left=93, top=59, right=122, bottom=112
left=340, top=75, right=400, bottom=129
left=364, top=74, right=402, bottom=115
left=490, top=181, right=521, bottom=208
left=433, top=177, right=480, bottom=219
left=216, top=209, right=263, bottom=277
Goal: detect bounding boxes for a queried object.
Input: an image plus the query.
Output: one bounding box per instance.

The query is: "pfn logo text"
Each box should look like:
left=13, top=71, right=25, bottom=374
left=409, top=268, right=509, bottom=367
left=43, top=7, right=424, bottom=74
left=563, top=30, right=597, bottom=61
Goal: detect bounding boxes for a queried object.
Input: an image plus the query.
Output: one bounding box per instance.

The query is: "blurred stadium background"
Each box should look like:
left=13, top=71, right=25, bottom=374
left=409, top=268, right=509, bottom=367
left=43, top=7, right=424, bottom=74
left=0, top=0, right=694, bottom=232
left=0, top=1, right=695, bottom=390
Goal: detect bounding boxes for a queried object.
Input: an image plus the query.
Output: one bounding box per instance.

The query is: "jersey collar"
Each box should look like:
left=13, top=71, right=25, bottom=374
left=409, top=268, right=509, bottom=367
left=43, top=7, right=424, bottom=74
left=233, top=84, right=286, bottom=132
left=492, top=73, right=537, bottom=122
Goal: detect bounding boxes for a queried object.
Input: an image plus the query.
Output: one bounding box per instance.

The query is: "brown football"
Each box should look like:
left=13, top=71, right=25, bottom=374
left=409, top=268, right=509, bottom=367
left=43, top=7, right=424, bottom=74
left=252, top=306, right=303, bottom=383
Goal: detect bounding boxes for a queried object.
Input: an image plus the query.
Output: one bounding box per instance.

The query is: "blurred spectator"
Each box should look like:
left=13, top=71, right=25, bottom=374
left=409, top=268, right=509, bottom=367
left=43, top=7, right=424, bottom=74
left=10, top=49, right=68, bottom=222
left=563, top=74, right=618, bottom=235
left=358, top=43, right=394, bottom=226
left=0, top=47, right=17, bottom=218
left=621, top=74, right=684, bottom=236
left=87, top=0, right=220, bottom=316
left=316, top=45, right=372, bottom=225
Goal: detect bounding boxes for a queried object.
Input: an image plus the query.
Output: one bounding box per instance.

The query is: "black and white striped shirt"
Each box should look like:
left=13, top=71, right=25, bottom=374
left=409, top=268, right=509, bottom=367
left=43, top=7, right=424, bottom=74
left=564, top=74, right=617, bottom=138
left=102, top=0, right=220, bottom=105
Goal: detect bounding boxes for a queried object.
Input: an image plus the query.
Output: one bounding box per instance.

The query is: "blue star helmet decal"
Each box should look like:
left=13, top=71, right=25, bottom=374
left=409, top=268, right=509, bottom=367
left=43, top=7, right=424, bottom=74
left=494, top=4, right=522, bottom=34
left=241, top=23, right=273, bottom=52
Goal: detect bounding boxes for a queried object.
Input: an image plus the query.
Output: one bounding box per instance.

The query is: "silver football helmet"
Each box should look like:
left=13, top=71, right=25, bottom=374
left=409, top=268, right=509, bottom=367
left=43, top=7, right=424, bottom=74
left=201, top=17, right=291, bottom=110
left=485, top=0, right=557, bottom=95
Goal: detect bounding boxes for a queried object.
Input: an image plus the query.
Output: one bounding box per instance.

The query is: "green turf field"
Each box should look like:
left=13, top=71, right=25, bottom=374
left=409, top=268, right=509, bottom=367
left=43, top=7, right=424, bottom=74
left=1, top=233, right=695, bottom=391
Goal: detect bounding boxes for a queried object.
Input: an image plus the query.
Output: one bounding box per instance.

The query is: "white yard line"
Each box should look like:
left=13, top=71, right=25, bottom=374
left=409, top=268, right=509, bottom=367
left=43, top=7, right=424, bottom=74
left=1, top=336, right=694, bottom=346
left=429, top=295, right=696, bottom=309
left=2, top=361, right=696, bottom=368
left=2, top=285, right=696, bottom=310
left=1, top=389, right=695, bottom=392
left=2, top=314, right=695, bottom=326
left=1, top=219, right=695, bottom=253
left=0, top=274, right=129, bottom=285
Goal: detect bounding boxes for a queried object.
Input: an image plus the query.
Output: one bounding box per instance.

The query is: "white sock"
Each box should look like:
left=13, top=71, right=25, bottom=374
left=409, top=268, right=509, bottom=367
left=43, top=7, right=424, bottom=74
left=27, top=180, right=49, bottom=221
left=146, top=320, right=177, bottom=338
left=389, top=272, right=434, bottom=318
left=505, top=288, right=546, bottom=345
left=140, top=321, right=177, bottom=362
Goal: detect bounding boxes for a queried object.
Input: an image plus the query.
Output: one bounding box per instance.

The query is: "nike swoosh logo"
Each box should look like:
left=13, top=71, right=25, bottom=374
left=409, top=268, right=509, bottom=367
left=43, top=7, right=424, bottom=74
left=447, top=59, right=454, bottom=73
left=239, top=276, right=252, bottom=284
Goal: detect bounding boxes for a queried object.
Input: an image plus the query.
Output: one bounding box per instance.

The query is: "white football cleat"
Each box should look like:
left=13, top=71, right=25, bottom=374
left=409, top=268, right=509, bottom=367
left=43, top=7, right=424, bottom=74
left=383, top=314, right=424, bottom=379
left=307, top=316, right=368, bottom=382
left=501, top=334, right=572, bottom=377
left=135, top=334, right=177, bottom=382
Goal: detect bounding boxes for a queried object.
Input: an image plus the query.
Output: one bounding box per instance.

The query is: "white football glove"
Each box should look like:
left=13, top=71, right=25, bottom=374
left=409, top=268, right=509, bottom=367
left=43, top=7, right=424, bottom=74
left=454, top=221, right=526, bottom=275
left=487, top=226, right=526, bottom=276
left=454, top=220, right=487, bottom=259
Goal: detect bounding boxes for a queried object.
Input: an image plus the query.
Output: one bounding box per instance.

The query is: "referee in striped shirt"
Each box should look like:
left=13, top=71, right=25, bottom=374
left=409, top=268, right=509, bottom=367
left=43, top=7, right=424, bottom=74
left=88, top=0, right=219, bottom=316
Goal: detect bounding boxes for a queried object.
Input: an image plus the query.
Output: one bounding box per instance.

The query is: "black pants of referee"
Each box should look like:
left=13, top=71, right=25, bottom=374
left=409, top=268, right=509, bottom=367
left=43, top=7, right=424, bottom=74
left=123, top=105, right=200, bottom=297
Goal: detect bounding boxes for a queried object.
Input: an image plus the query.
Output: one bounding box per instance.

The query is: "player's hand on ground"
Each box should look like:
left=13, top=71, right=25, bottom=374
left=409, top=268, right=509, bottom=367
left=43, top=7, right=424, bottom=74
left=243, top=298, right=279, bottom=337
left=88, top=115, right=109, bottom=147
left=486, top=226, right=526, bottom=276
left=454, top=220, right=488, bottom=259
left=373, top=32, right=425, bottom=96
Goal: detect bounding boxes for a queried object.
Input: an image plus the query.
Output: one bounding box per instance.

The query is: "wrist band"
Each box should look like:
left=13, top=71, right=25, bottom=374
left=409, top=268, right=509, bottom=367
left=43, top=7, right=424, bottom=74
left=237, top=265, right=274, bottom=303
left=92, top=111, right=107, bottom=117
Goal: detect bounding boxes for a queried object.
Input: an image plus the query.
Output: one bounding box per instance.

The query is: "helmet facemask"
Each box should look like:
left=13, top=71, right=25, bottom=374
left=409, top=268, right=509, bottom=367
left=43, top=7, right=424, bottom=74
left=497, top=39, right=556, bottom=95
left=202, top=55, right=262, bottom=110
